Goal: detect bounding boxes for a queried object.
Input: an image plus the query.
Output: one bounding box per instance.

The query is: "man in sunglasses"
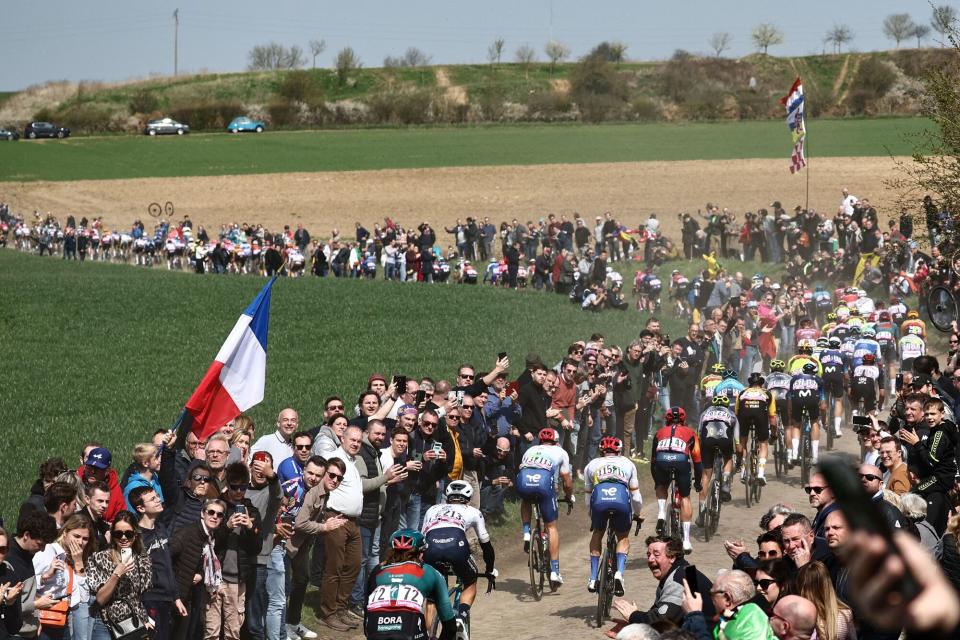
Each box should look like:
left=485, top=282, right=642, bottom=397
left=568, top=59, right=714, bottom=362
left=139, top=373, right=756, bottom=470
left=479, top=437, right=515, bottom=521
left=277, top=432, right=315, bottom=506
left=858, top=463, right=909, bottom=532
left=805, top=472, right=838, bottom=539
left=161, top=460, right=215, bottom=533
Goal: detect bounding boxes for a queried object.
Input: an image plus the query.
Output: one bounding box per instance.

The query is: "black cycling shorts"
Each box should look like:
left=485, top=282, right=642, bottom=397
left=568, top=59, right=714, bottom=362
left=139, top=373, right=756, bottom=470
left=822, top=375, right=844, bottom=399
left=738, top=409, right=770, bottom=442
left=651, top=457, right=692, bottom=497
left=423, top=529, right=478, bottom=588
left=364, top=609, right=426, bottom=640
left=791, top=399, right=820, bottom=423
left=850, top=386, right=878, bottom=414
left=698, top=436, right=733, bottom=468
left=773, top=397, right=789, bottom=424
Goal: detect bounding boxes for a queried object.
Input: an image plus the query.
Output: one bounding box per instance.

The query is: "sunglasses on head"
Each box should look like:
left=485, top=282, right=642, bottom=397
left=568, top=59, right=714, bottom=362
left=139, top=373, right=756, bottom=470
left=112, top=529, right=136, bottom=540
left=204, top=509, right=224, bottom=518
left=804, top=485, right=827, bottom=495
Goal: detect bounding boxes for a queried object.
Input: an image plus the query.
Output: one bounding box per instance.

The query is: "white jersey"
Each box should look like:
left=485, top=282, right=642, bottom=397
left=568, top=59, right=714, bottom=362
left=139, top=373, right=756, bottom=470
left=583, top=456, right=639, bottom=491
left=421, top=503, right=490, bottom=543
left=899, top=335, right=926, bottom=361
left=519, top=444, right=571, bottom=483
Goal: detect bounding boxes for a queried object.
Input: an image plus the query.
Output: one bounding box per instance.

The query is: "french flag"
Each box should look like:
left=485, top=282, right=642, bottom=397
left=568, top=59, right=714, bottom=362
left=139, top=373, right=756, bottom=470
left=178, top=277, right=276, bottom=440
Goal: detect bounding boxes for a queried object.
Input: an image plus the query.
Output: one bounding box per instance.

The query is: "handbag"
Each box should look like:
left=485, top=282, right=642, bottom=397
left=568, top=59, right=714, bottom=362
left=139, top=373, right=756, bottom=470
left=107, top=614, right=150, bottom=640
left=38, top=566, right=73, bottom=629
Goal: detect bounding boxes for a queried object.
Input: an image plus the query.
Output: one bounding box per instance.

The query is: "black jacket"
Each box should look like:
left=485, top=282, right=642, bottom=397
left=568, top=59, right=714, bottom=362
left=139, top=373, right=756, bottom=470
left=357, top=439, right=385, bottom=529
left=0, top=561, right=22, bottom=640
left=408, top=430, right=454, bottom=499
left=516, top=383, right=548, bottom=437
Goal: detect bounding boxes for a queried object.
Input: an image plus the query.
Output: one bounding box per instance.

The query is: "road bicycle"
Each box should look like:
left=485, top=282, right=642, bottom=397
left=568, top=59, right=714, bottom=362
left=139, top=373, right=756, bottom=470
left=662, top=467, right=682, bottom=542
left=701, top=446, right=723, bottom=542
left=927, top=284, right=958, bottom=333
left=527, top=498, right=572, bottom=601
left=743, top=428, right=762, bottom=507
left=429, top=564, right=497, bottom=640
left=594, top=513, right=642, bottom=628
left=824, top=388, right=837, bottom=452
left=772, top=414, right=787, bottom=479
left=147, top=201, right=175, bottom=218
left=798, top=406, right=813, bottom=486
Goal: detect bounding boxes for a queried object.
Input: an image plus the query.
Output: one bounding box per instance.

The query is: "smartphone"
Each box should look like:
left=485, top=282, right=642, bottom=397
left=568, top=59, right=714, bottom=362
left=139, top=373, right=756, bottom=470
left=432, top=442, right=443, bottom=454
left=684, top=564, right=699, bottom=595
left=234, top=504, right=247, bottom=516
left=895, top=373, right=904, bottom=391
left=393, top=375, right=407, bottom=391
left=252, top=451, right=269, bottom=464
left=120, top=548, right=132, bottom=563
left=414, top=390, right=427, bottom=406
left=818, top=458, right=921, bottom=602
left=413, top=451, right=423, bottom=463
left=852, top=415, right=872, bottom=427
left=498, top=351, right=508, bottom=361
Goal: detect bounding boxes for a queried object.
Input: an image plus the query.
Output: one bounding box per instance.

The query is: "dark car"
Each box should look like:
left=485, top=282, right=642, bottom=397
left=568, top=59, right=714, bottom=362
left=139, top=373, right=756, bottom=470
left=0, top=127, right=19, bottom=141
left=24, top=122, right=70, bottom=139
left=143, top=117, right=190, bottom=136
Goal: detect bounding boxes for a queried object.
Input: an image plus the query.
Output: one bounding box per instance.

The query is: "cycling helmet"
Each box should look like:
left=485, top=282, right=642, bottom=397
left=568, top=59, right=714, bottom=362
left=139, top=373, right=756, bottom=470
left=712, top=395, right=731, bottom=407
left=878, top=311, right=891, bottom=321
left=848, top=325, right=861, bottom=335
left=907, top=310, right=919, bottom=319
left=862, top=326, right=876, bottom=338
left=907, top=324, right=923, bottom=335
left=538, top=428, right=558, bottom=444
left=711, top=363, right=726, bottom=374
left=858, top=289, right=867, bottom=298
left=599, top=436, right=623, bottom=454
left=770, top=359, right=786, bottom=372
left=445, top=480, right=474, bottom=503
left=672, top=269, right=680, bottom=275
left=723, top=368, right=737, bottom=379
left=665, top=406, right=686, bottom=425
left=862, top=353, right=877, bottom=364
left=816, top=337, right=829, bottom=347
left=828, top=337, right=841, bottom=348
left=802, top=363, right=818, bottom=375
left=747, top=372, right=765, bottom=387
left=849, top=307, right=860, bottom=316
left=798, top=345, right=813, bottom=356
left=826, top=312, right=838, bottom=322
left=390, top=529, right=425, bottom=551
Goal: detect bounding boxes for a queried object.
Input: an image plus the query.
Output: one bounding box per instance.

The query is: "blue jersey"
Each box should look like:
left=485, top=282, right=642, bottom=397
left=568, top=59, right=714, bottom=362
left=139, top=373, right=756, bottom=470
left=277, top=457, right=306, bottom=512
left=818, top=349, right=845, bottom=378
left=813, top=291, right=833, bottom=309
left=789, top=372, right=824, bottom=403
left=713, top=379, right=746, bottom=402
left=852, top=339, right=881, bottom=368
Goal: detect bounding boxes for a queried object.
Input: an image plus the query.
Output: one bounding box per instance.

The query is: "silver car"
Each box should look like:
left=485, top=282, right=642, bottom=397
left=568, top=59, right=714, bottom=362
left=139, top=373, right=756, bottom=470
left=144, top=118, right=190, bottom=136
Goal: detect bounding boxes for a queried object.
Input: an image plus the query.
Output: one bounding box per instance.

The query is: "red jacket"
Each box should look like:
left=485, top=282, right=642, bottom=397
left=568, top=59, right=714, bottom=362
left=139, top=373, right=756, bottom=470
left=75, top=468, right=126, bottom=523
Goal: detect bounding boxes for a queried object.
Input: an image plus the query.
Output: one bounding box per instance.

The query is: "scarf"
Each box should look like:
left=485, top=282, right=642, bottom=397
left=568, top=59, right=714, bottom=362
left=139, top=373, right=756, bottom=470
left=201, top=522, right=222, bottom=594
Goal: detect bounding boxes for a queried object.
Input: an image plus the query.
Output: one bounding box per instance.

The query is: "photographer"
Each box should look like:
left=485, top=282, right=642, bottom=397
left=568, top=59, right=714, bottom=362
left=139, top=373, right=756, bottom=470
left=662, top=341, right=696, bottom=421
left=623, top=332, right=667, bottom=458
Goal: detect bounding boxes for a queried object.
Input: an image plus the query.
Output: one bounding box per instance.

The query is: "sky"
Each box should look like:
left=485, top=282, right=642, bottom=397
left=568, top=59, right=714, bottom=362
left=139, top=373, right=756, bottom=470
left=0, top=0, right=953, bottom=91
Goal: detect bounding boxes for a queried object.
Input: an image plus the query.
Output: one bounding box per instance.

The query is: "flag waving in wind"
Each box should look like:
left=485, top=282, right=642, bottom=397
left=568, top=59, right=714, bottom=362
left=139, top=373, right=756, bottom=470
left=780, top=78, right=806, bottom=174
left=177, top=277, right=276, bottom=440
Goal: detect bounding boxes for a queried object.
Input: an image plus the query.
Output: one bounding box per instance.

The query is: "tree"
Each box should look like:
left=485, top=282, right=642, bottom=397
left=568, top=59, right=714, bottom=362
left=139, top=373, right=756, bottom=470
left=402, top=47, right=432, bottom=67
left=247, top=42, right=305, bottom=70
left=487, top=38, right=505, bottom=66
left=515, top=44, right=536, bottom=79
left=334, top=47, right=362, bottom=86
left=913, top=23, right=932, bottom=48
left=751, top=23, right=784, bottom=55
left=708, top=32, right=732, bottom=58
left=932, top=5, right=958, bottom=44
left=883, top=14, right=916, bottom=48
left=587, top=41, right=628, bottom=65
left=544, top=40, right=570, bottom=73
left=309, top=39, right=326, bottom=68
left=825, top=24, right=854, bottom=54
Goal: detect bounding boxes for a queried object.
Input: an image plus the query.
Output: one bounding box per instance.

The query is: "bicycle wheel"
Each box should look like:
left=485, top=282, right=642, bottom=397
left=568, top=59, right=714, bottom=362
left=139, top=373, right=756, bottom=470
left=164, top=201, right=175, bottom=216
left=800, top=426, right=811, bottom=486
left=751, top=444, right=763, bottom=504
left=528, top=524, right=543, bottom=601
left=928, top=285, right=958, bottom=333
left=744, top=445, right=754, bottom=508
left=825, top=396, right=835, bottom=451
left=670, top=484, right=681, bottom=542
left=147, top=202, right=161, bottom=217
left=595, top=531, right=614, bottom=627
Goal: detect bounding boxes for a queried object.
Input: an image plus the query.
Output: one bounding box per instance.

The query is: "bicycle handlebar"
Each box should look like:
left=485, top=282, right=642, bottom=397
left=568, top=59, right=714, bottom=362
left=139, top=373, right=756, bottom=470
left=634, top=517, right=643, bottom=536
left=557, top=496, right=575, bottom=515
left=480, top=570, right=498, bottom=593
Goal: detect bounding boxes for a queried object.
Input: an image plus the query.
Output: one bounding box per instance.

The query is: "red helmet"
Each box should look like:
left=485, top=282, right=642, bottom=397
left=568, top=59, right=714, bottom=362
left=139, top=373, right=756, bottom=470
left=862, top=353, right=877, bottom=364
left=599, top=436, right=623, bottom=454
left=538, top=428, right=558, bottom=444
left=665, top=406, right=686, bottom=425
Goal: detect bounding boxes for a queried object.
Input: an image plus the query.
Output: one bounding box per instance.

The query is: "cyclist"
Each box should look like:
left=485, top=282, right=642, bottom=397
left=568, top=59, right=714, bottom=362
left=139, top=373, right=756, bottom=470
left=421, top=481, right=496, bottom=632
left=713, top=368, right=745, bottom=405
left=821, top=312, right=839, bottom=337
left=765, top=360, right=792, bottom=435
left=697, top=395, right=737, bottom=509
left=850, top=352, right=884, bottom=415
left=839, top=326, right=860, bottom=373
left=788, top=362, right=825, bottom=466
left=365, top=529, right=456, bottom=640
left=873, top=311, right=900, bottom=395
left=888, top=297, right=908, bottom=325
left=899, top=325, right=927, bottom=372
left=811, top=336, right=829, bottom=362
left=794, top=317, right=821, bottom=345
left=699, top=363, right=725, bottom=404
left=819, top=337, right=846, bottom=439
left=651, top=407, right=702, bottom=554
left=846, top=306, right=866, bottom=330
left=669, top=269, right=690, bottom=317
left=735, top=372, right=776, bottom=486
left=788, top=342, right=822, bottom=376
left=852, top=326, right=882, bottom=369
left=638, top=267, right=662, bottom=313
left=516, top=427, right=574, bottom=589
left=813, top=286, right=833, bottom=324
left=900, top=310, right=927, bottom=341
left=584, top=436, right=643, bottom=596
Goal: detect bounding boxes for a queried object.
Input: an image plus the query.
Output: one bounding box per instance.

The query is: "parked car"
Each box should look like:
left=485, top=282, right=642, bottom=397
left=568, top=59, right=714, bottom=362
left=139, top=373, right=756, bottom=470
left=227, top=117, right=265, bottom=133
left=24, top=122, right=70, bottom=139
left=144, top=118, right=190, bottom=136
left=0, top=127, right=19, bottom=140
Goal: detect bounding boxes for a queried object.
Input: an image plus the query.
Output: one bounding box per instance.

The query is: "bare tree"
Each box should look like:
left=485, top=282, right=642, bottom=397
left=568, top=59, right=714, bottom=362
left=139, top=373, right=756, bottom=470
left=708, top=32, right=732, bottom=57
left=913, top=23, right=932, bottom=48
left=309, top=39, right=326, bottom=68
left=247, top=42, right=304, bottom=70
left=544, top=40, right=570, bottom=73
left=487, top=38, right=506, bottom=66
left=751, top=23, right=784, bottom=55
left=825, top=24, right=854, bottom=54
left=402, top=47, right=432, bottom=67
left=883, top=14, right=916, bottom=48
left=335, top=46, right=362, bottom=86
left=931, top=5, right=958, bottom=44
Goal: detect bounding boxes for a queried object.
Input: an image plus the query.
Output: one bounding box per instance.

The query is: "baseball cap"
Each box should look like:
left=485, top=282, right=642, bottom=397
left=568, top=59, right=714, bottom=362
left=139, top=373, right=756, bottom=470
left=910, top=373, right=933, bottom=388
left=85, top=447, right=112, bottom=469
left=747, top=300, right=758, bottom=309
left=398, top=404, right=418, bottom=416
left=368, top=373, right=387, bottom=386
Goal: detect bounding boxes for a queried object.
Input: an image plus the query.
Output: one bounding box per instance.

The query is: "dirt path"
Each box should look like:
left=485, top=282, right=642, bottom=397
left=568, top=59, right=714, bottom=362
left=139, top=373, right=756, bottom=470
left=832, top=55, right=850, bottom=99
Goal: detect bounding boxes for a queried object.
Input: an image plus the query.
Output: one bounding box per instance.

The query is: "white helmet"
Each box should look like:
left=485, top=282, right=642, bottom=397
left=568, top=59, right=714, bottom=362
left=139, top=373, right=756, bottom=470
left=445, top=480, right=474, bottom=503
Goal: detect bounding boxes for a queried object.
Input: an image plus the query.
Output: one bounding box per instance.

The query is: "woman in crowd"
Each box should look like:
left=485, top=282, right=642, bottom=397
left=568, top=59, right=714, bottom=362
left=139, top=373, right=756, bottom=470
left=87, top=511, right=153, bottom=640
left=753, top=557, right=793, bottom=610
left=123, top=444, right=163, bottom=509
left=33, top=515, right=97, bottom=640
left=793, top=560, right=855, bottom=640
left=313, top=413, right=349, bottom=457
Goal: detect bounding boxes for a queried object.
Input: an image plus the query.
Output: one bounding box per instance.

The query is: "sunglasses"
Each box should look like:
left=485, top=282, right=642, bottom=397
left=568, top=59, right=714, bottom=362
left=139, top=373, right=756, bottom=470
left=754, top=578, right=777, bottom=590
left=447, top=415, right=461, bottom=421
left=859, top=473, right=882, bottom=482
left=327, top=405, right=345, bottom=411
left=295, top=444, right=312, bottom=450
left=572, top=349, right=584, bottom=354
left=0, top=545, right=8, bottom=554
left=326, top=472, right=344, bottom=482
left=228, top=483, right=249, bottom=491
left=192, top=474, right=212, bottom=483
left=495, top=447, right=509, bottom=454
left=205, top=509, right=225, bottom=518
left=421, top=421, right=438, bottom=427
left=459, top=373, right=475, bottom=379
left=112, top=529, right=136, bottom=540
left=461, top=405, right=474, bottom=410
left=804, top=486, right=827, bottom=495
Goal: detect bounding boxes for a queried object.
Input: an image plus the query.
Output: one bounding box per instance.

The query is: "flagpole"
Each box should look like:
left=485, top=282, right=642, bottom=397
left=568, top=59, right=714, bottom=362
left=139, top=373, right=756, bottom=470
left=805, top=133, right=810, bottom=211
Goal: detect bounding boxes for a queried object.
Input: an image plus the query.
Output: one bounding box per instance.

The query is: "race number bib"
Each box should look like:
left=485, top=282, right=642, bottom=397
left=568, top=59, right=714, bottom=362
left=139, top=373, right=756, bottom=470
left=593, top=463, right=628, bottom=484
left=367, top=584, right=425, bottom=613
left=524, top=453, right=554, bottom=471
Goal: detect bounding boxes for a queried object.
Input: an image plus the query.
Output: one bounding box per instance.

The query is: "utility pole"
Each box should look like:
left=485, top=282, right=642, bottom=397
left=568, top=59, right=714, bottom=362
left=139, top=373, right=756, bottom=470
left=173, top=8, right=179, bottom=76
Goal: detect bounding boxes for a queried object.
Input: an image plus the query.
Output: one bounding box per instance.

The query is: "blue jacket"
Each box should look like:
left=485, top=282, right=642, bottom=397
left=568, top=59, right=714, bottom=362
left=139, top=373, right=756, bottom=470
left=124, top=472, right=164, bottom=511
left=484, top=386, right=522, bottom=437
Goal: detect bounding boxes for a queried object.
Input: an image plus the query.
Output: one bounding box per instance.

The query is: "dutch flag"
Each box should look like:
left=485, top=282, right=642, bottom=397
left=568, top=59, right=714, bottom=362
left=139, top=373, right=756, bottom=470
left=176, top=277, right=276, bottom=440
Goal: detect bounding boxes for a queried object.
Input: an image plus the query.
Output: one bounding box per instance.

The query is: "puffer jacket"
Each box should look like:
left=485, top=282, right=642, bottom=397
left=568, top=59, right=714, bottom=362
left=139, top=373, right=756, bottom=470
left=356, top=437, right=387, bottom=529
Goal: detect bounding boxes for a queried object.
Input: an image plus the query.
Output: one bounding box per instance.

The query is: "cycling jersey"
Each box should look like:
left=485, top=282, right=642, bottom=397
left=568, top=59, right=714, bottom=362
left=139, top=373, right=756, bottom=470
left=787, top=355, right=822, bottom=377
left=901, top=318, right=927, bottom=340
left=642, top=273, right=662, bottom=293
left=651, top=424, right=702, bottom=498
left=764, top=372, right=792, bottom=398
left=713, top=378, right=745, bottom=403
left=700, top=374, right=722, bottom=400
left=874, top=322, right=899, bottom=352
left=813, top=291, right=833, bottom=310
left=888, top=303, right=907, bottom=325
left=516, top=445, right=571, bottom=524
left=421, top=503, right=490, bottom=543
left=365, top=560, right=455, bottom=640
left=898, top=335, right=926, bottom=366
left=789, top=372, right=824, bottom=422
left=850, top=364, right=883, bottom=413
left=699, top=406, right=739, bottom=441
left=839, top=337, right=857, bottom=371
left=795, top=327, right=820, bottom=343
left=421, top=503, right=488, bottom=589
left=855, top=297, right=875, bottom=314
left=737, top=387, right=776, bottom=442
left=671, top=274, right=690, bottom=297
left=584, top=456, right=642, bottom=532
left=852, top=339, right=882, bottom=368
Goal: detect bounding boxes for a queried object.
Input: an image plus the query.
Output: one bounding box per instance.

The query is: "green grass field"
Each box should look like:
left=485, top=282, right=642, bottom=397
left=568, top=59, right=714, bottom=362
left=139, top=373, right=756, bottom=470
left=0, top=117, right=932, bottom=182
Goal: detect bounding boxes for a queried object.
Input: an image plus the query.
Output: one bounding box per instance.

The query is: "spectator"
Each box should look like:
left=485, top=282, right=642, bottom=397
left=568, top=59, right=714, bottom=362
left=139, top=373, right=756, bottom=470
left=77, top=447, right=125, bottom=525
left=769, top=595, right=817, bottom=640
left=244, top=452, right=284, bottom=640
left=700, top=569, right=772, bottom=639
left=754, top=558, right=793, bottom=610
left=805, top=472, right=839, bottom=538
left=858, top=463, right=909, bottom=531
left=479, top=437, right=515, bottom=521
left=22, top=459, right=67, bottom=519
left=311, top=414, right=348, bottom=458
left=43, top=483, right=77, bottom=530
left=169, top=499, right=225, bottom=640
left=0, top=526, right=25, bottom=640
left=900, top=492, right=938, bottom=552
left=32, top=514, right=96, bottom=640
left=250, top=409, right=299, bottom=470
left=160, top=460, right=214, bottom=533
left=878, top=436, right=910, bottom=495
left=203, top=436, right=231, bottom=491
left=123, top=443, right=164, bottom=510
left=793, top=561, right=855, bottom=640
left=781, top=513, right=831, bottom=569
left=8, top=510, right=57, bottom=640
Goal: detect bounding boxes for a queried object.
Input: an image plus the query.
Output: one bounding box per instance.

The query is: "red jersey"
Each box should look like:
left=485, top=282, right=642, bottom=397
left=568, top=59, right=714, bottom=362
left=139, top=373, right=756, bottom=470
left=652, top=424, right=701, bottom=464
